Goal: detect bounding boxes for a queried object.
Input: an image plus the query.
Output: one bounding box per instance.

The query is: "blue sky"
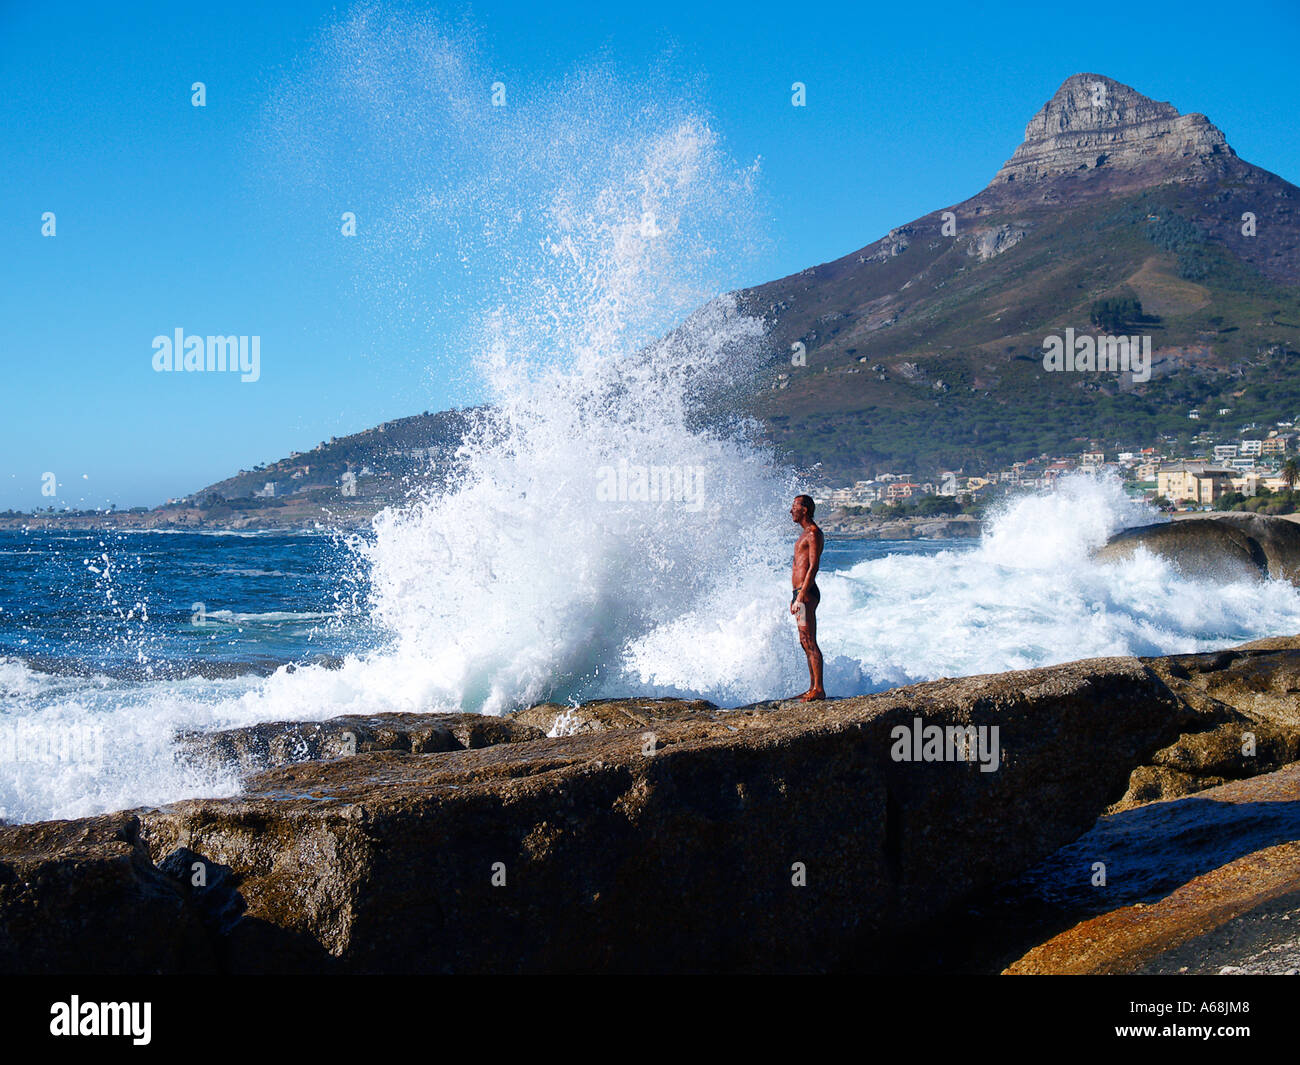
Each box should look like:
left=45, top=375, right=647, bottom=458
left=3, top=0, right=1298, bottom=510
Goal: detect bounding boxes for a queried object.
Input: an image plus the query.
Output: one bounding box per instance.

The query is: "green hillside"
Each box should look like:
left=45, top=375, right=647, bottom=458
left=745, top=182, right=1300, bottom=482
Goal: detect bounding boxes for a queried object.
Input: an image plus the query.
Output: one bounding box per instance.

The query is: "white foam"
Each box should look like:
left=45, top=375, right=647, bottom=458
left=203, top=609, right=335, bottom=623
left=813, top=476, right=1300, bottom=690
left=0, top=668, right=247, bottom=824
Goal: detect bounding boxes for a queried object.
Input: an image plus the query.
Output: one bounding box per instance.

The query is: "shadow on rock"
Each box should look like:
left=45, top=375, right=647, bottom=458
left=155, top=846, right=338, bottom=974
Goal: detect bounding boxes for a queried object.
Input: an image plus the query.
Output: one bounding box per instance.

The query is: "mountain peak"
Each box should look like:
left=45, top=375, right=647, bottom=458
left=992, top=74, right=1234, bottom=187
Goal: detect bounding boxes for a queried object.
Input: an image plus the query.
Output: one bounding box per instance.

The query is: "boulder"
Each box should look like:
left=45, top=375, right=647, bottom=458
left=1096, top=518, right=1269, bottom=582
left=1094, top=513, right=1300, bottom=585
left=1107, top=642, right=1300, bottom=809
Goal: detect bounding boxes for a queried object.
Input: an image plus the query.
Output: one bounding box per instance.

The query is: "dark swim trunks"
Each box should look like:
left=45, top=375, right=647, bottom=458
left=792, top=583, right=820, bottom=608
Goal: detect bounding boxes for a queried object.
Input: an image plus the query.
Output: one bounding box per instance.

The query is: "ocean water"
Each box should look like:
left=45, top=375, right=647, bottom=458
left=6, top=13, right=1300, bottom=824
left=4, top=482, right=1300, bottom=825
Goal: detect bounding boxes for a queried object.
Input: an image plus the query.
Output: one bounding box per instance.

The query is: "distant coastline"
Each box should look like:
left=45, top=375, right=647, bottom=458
left=820, top=512, right=983, bottom=541
left=0, top=505, right=985, bottom=540
left=0, top=500, right=384, bottom=534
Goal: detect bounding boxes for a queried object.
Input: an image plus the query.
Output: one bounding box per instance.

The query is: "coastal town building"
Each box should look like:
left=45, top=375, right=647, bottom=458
left=1231, top=472, right=1260, bottom=496
left=1157, top=463, right=1236, bottom=505
left=813, top=421, right=1295, bottom=518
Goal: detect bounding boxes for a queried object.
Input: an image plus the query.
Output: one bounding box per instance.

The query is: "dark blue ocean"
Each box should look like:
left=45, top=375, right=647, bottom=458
left=0, top=529, right=375, bottom=678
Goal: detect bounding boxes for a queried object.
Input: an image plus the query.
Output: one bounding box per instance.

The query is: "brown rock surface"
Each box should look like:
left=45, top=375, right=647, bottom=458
left=0, top=814, right=216, bottom=974
left=509, top=697, right=720, bottom=736
left=9, top=640, right=1300, bottom=974
left=1005, top=764, right=1300, bottom=975
left=130, top=657, right=1184, bottom=973
left=177, top=711, right=546, bottom=775
left=1108, top=642, right=1300, bottom=809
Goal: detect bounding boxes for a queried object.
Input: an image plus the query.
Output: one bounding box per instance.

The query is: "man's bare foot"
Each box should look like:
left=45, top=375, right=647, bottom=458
left=801, top=688, right=826, bottom=702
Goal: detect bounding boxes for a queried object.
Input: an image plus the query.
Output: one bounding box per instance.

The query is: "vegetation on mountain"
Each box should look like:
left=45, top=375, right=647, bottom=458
left=746, top=179, right=1300, bottom=483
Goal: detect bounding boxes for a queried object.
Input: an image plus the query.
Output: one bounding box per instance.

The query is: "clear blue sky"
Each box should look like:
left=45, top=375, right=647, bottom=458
left=3, top=0, right=1298, bottom=510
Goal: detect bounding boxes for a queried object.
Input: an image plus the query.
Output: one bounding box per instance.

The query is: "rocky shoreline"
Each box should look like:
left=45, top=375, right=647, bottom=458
left=818, top=513, right=982, bottom=540
left=0, top=506, right=377, bottom=534
left=5, top=638, right=1300, bottom=973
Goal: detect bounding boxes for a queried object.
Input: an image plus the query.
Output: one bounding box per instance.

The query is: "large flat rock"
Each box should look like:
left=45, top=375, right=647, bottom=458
left=130, top=657, right=1185, bottom=972
left=15, top=644, right=1300, bottom=973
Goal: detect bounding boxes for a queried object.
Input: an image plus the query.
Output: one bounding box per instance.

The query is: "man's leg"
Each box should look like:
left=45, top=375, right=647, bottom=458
left=799, top=605, right=825, bottom=701
left=793, top=596, right=810, bottom=698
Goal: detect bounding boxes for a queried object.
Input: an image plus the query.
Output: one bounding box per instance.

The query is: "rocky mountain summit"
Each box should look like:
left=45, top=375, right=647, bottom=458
left=991, top=73, right=1236, bottom=191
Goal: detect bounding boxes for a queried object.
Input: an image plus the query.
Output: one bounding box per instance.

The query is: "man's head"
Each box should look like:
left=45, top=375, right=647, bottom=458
left=790, top=494, right=815, bottom=523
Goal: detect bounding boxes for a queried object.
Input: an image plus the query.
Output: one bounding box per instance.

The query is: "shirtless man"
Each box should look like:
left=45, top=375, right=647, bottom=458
left=789, top=494, right=826, bottom=701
